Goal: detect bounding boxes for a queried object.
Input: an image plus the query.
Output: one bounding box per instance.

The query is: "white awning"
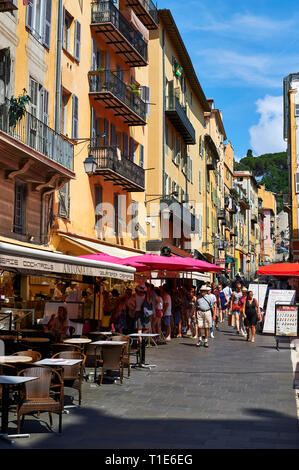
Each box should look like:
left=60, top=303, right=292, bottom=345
left=60, top=234, right=144, bottom=259
left=0, top=242, right=135, bottom=280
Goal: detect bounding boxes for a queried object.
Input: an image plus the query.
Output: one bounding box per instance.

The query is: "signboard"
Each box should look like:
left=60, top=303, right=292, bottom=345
left=275, top=305, right=298, bottom=337
left=248, top=284, right=268, bottom=310
left=0, top=253, right=134, bottom=280
left=216, top=258, right=225, bottom=265
left=263, top=290, right=296, bottom=334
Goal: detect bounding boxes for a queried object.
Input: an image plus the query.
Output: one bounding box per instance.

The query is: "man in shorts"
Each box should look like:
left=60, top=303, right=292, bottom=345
left=196, top=285, right=216, bottom=348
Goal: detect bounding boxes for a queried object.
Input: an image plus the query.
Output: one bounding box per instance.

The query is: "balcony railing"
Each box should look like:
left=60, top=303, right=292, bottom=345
left=0, top=101, right=74, bottom=171
left=125, top=0, right=158, bottom=29
left=89, top=146, right=145, bottom=192
left=89, top=70, right=146, bottom=126
left=91, top=1, right=148, bottom=67
left=165, top=95, right=196, bottom=145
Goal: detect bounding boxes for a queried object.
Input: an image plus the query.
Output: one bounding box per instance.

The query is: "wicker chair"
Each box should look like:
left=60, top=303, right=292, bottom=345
left=51, top=351, right=86, bottom=405
left=110, top=335, right=131, bottom=377
left=99, top=344, right=124, bottom=385
left=17, top=366, right=64, bottom=434
left=12, top=350, right=42, bottom=363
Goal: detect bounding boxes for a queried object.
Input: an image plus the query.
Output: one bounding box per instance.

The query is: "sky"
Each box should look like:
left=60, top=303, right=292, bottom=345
left=157, top=0, right=297, bottom=159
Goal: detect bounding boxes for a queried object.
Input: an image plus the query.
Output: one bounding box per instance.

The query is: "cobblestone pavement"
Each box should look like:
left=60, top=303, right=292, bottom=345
left=1, top=322, right=299, bottom=449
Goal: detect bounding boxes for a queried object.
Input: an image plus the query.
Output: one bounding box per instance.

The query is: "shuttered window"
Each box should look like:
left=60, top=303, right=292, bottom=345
left=13, top=183, right=26, bottom=235
left=95, top=184, right=103, bottom=230
left=74, top=20, right=81, bottom=61
left=58, top=182, right=70, bottom=219
left=43, top=0, right=52, bottom=49
left=123, top=133, right=128, bottom=157
left=129, top=137, right=135, bottom=162
left=139, top=144, right=144, bottom=168
left=72, top=95, right=78, bottom=139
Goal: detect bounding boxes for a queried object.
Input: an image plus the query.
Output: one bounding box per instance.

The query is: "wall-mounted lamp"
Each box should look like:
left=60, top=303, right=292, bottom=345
left=83, top=154, right=97, bottom=175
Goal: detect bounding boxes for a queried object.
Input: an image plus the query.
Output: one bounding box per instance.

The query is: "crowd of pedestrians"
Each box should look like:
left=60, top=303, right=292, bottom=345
left=102, top=276, right=261, bottom=346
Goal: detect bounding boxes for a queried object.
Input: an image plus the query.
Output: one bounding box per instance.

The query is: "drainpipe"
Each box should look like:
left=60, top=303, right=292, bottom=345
left=55, top=0, right=63, bottom=133
left=162, top=28, right=166, bottom=197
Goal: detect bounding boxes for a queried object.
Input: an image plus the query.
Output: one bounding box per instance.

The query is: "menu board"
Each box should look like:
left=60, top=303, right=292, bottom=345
left=275, top=305, right=298, bottom=337
left=248, top=284, right=268, bottom=310
left=263, top=290, right=296, bottom=334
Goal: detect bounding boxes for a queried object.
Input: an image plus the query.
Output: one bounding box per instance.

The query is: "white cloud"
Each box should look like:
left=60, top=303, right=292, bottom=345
left=249, top=95, right=286, bottom=155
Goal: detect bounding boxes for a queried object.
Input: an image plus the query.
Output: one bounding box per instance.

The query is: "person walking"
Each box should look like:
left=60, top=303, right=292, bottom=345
left=173, top=289, right=183, bottom=337
left=153, top=287, right=163, bottom=336
left=162, top=285, right=172, bottom=341
left=223, top=282, right=232, bottom=321
left=196, top=285, right=215, bottom=348
left=242, top=290, right=260, bottom=343
left=230, top=282, right=245, bottom=336
left=218, top=284, right=228, bottom=324
left=207, top=285, right=217, bottom=338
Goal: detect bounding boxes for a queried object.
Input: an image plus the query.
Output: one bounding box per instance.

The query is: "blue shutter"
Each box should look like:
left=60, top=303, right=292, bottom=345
left=91, top=107, right=96, bottom=146
left=43, top=0, right=52, bottom=49
left=26, top=2, right=33, bottom=31
left=95, top=184, right=103, bottom=230
left=139, top=144, right=144, bottom=168
left=74, top=20, right=81, bottom=61
left=43, top=89, right=49, bottom=125
left=72, top=95, right=78, bottom=139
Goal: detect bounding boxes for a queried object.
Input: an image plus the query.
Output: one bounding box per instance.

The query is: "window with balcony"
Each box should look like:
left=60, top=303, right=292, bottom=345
left=62, top=8, right=81, bottom=61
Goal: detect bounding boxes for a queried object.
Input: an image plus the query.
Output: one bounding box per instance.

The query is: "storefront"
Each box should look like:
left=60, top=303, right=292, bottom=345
left=0, top=241, right=135, bottom=331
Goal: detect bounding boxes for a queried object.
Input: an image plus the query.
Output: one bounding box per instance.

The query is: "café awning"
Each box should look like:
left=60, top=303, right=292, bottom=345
left=257, top=263, right=299, bottom=277
left=0, top=242, right=135, bottom=280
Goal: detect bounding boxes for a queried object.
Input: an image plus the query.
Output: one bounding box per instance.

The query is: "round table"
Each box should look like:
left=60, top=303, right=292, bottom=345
left=0, top=355, right=32, bottom=364
left=63, top=338, right=91, bottom=353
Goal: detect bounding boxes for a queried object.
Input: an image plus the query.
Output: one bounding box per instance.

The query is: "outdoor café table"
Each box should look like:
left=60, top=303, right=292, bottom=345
left=0, top=375, right=38, bottom=444
left=63, top=338, right=91, bottom=353
left=90, top=341, right=127, bottom=382
left=129, top=334, right=159, bottom=369
left=34, top=358, right=83, bottom=413
left=0, top=356, right=32, bottom=364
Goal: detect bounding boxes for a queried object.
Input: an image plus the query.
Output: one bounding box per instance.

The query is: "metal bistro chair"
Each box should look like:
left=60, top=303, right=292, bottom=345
left=51, top=351, right=86, bottom=406
left=110, top=335, right=131, bottom=378
left=12, top=350, right=42, bottom=363
left=99, top=344, right=124, bottom=385
left=17, top=366, right=64, bottom=434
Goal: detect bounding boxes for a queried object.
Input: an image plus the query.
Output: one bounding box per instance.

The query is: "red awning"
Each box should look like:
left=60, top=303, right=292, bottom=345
left=257, top=263, right=299, bottom=277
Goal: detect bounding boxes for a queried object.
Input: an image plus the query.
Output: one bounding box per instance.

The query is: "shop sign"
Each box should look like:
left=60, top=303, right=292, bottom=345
left=216, top=258, right=225, bottom=264
left=0, top=253, right=134, bottom=281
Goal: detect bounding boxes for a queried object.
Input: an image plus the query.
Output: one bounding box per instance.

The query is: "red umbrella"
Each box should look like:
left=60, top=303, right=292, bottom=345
left=257, top=263, right=299, bottom=277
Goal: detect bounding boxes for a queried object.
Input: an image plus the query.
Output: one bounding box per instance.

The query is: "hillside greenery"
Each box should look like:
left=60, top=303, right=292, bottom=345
left=234, top=150, right=288, bottom=212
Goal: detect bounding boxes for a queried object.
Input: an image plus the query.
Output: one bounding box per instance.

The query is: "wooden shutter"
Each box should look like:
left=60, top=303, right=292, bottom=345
left=95, top=184, right=103, bottom=230
left=91, top=38, right=98, bottom=71
left=91, top=108, right=97, bottom=146
left=72, top=95, right=78, bottom=139
left=123, top=133, right=128, bottom=157
left=139, top=144, right=144, bottom=168
left=43, top=89, right=49, bottom=125
left=295, top=173, right=299, bottom=194
left=129, top=137, right=135, bottom=162
left=58, top=182, right=70, bottom=219
left=43, top=0, right=52, bottom=49
left=104, top=119, right=109, bottom=146
left=141, top=86, right=150, bottom=116
left=110, top=123, right=117, bottom=148
left=74, top=20, right=81, bottom=61
left=26, top=1, right=33, bottom=31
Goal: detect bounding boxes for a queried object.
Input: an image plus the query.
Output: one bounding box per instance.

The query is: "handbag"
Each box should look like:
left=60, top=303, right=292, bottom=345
left=141, top=297, right=153, bottom=322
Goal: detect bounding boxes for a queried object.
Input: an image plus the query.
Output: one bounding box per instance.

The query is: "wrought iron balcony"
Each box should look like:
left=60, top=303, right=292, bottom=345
left=165, top=95, right=196, bottom=145
left=0, top=0, right=17, bottom=12
left=0, top=101, right=74, bottom=171
left=125, top=0, right=159, bottom=30
left=89, top=146, right=145, bottom=192
left=89, top=70, right=146, bottom=126
left=91, top=1, right=148, bottom=67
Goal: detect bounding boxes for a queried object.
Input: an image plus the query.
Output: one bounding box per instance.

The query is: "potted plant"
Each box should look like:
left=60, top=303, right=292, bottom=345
left=8, top=89, right=30, bottom=128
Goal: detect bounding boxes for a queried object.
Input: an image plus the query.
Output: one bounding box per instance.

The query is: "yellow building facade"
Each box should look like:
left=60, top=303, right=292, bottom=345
left=146, top=9, right=210, bottom=261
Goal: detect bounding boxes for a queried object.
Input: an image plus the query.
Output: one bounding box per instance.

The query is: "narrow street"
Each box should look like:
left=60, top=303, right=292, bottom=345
left=2, top=323, right=299, bottom=450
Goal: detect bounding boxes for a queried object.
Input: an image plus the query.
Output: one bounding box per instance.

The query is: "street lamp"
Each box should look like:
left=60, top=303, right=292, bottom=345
left=83, top=154, right=97, bottom=175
